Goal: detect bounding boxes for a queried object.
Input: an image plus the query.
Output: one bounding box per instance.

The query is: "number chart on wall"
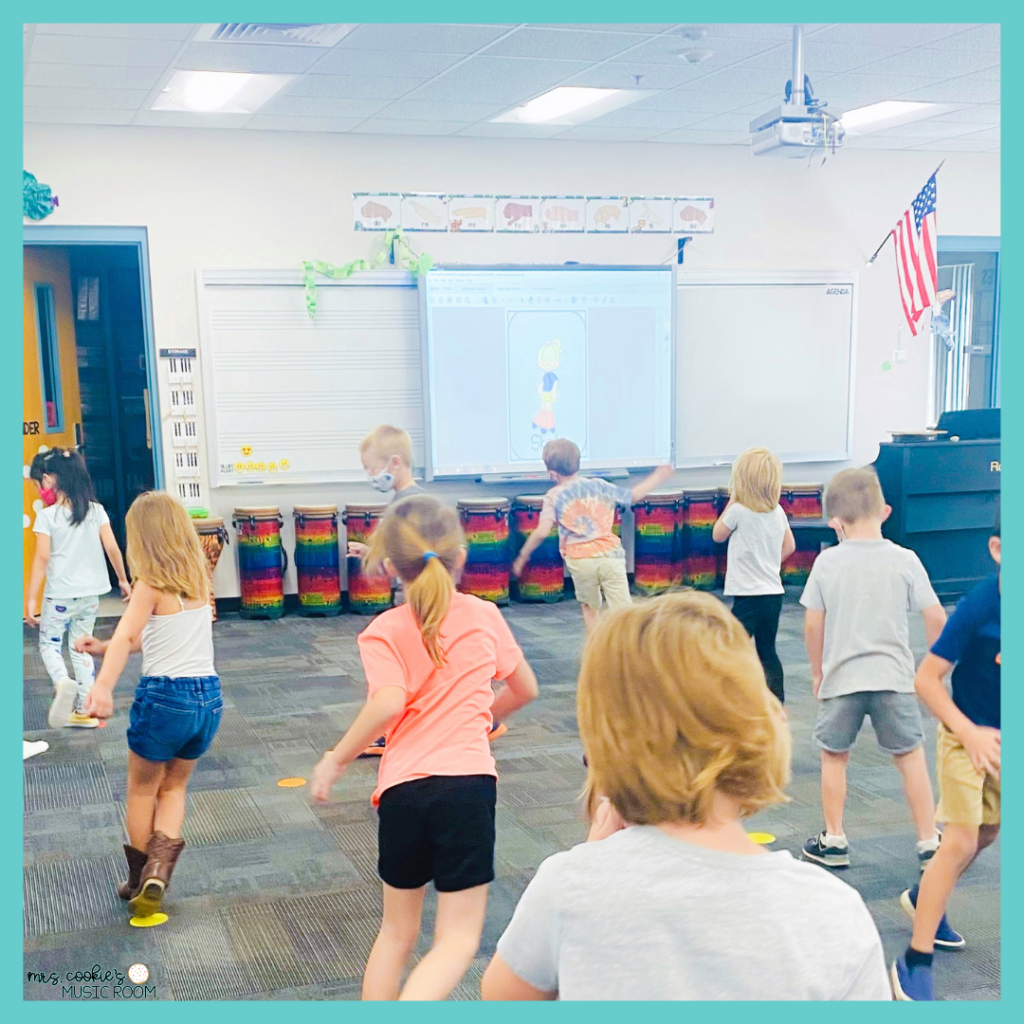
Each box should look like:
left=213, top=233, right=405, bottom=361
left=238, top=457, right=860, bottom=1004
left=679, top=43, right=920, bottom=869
left=196, top=270, right=424, bottom=486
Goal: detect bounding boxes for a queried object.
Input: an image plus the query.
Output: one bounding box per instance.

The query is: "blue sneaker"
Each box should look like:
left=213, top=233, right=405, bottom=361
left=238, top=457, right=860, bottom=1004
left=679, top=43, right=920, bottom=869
left=900, top=885, right=965, bottom=950
left=891, top=954, right=935, bottom=1001
left=802, top=831, right=850, bottom=868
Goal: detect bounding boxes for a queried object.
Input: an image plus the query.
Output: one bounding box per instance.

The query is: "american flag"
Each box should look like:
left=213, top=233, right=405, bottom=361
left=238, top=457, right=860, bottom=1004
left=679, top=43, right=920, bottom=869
left=893, top=174, right=938, bottom=336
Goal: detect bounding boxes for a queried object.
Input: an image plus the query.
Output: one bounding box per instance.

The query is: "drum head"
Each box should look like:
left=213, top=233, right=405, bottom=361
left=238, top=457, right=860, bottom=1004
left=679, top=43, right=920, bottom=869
left=343, top=502, right=388, bottom=517
left=782, top=483, right=824, bottom=493
left=194, top=515, right=225, bottom=531
left=233, top=506, right=281, bottom=518
left=637, top=490, right=683, bottom=505
left=682, top=490, right=719, bottom=501
left=294, top=504, right=338, bottom=516
left=513, top=494, right=547, bottom=508
left=457, top=497, right=511, bottom=510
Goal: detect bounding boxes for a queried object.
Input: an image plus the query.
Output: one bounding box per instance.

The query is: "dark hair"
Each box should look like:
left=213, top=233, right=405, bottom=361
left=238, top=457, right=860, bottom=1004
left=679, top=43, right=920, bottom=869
left=30, top=448, right=97, bottom=526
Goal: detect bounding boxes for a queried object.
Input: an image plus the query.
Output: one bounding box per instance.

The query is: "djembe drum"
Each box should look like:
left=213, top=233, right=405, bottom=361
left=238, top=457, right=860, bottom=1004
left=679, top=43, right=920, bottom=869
left=232, top=506, right=287, bottom=619
left=780, top=483, right=825, bottom=521
left=632, top=491, right=683, bottom=596
left=511, top=495, right=564, bottom=602
left=457, top=498, right=511, bottom=605
left=193, top=515, right=228, bottom=622
left=293, top=504, right=342, bottom=617
left=343, top=502, right=392, bottom=615
left=681, top=489, right=723, bottom=590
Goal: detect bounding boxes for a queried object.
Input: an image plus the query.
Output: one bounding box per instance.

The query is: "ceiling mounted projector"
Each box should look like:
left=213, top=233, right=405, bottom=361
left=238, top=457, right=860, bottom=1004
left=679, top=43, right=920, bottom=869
left=750, top=25, right=844, bottom=158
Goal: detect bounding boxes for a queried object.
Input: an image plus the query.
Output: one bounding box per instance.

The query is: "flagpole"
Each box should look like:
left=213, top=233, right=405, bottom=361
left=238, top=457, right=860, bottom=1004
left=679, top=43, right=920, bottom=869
left=868, top=161, right=945, bottom=265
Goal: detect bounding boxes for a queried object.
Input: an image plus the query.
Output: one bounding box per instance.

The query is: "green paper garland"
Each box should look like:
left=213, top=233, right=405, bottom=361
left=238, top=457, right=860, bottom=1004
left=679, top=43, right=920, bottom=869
left=303, top=229, right=433, bottom=318
left=23, top=171, right=58, bottom=220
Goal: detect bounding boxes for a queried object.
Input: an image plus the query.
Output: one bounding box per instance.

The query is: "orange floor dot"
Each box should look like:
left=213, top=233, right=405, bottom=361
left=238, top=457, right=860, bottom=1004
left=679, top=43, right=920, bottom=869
left=277, top=777, right=306, bottom=788
left=129, top=913, right=168, bottom=928
left=748, top=832, right=776, bottom=845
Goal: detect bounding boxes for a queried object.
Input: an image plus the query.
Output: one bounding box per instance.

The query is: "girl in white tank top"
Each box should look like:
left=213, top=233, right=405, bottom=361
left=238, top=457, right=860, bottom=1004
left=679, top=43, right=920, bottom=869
left=77, top=492, right=221, bottom=921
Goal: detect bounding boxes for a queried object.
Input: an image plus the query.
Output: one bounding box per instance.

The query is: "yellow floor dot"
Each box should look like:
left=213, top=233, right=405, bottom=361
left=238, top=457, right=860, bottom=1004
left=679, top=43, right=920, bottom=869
left=129, top=913, right=168, bottom=928
left=277, top=777, right=306, bottom=788
left=748, top=832, right=776, bottom=845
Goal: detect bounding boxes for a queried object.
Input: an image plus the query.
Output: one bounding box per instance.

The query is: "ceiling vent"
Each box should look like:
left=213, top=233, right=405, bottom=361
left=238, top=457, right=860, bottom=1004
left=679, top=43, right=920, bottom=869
left=194, top=24, right=356, bottom=47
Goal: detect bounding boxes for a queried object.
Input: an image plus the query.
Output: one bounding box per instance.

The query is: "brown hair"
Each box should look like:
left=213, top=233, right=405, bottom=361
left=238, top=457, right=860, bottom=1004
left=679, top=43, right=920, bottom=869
left=360, top=425, right=413, bottom=468
left=825, top=467, right=886, bottom=524
left=542, top=438, right=580, bottom=476
left=577, top=592, right=790, bottom=826
left=730, top=447, right=782, bottom=513
left=365, top=495, right=464, bottom=667
left=125, top=492, right=210, bottom=601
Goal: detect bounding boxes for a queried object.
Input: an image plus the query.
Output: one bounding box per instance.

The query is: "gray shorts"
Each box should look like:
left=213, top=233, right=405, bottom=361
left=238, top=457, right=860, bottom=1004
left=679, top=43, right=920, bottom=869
left=813, top=690, right=924, bottom=756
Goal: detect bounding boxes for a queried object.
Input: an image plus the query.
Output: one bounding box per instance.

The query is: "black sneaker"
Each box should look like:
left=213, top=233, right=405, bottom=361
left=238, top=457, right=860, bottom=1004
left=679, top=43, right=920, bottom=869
left=802, top=831, right=850, bottom=868
left=918, top=834, right=941, bottom=872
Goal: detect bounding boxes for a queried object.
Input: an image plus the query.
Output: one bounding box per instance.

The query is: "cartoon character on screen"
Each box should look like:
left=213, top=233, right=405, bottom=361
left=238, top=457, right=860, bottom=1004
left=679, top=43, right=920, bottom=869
left=531, top=338, right=561, bottom=437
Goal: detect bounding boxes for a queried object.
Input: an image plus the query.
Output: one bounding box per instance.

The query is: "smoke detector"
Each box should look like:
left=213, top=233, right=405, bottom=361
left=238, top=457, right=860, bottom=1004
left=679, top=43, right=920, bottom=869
left=678, top=27, right=708, bottom=41
left=677, top=48, right=714, bottom=64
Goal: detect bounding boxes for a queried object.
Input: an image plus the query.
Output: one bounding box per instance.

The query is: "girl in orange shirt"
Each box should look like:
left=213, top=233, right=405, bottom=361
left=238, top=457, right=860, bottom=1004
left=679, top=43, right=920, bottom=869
left=312, top=494, right=539, bottom=1000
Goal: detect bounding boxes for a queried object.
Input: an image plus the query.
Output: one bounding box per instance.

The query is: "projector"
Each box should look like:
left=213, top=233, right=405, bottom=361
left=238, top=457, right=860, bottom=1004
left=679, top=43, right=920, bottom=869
left=749, top=104, right=845, bottom=158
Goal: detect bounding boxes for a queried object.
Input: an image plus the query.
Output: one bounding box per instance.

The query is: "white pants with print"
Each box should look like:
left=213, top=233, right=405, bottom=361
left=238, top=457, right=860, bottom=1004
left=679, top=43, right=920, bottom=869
left=39, top=595, right=100, bottom=711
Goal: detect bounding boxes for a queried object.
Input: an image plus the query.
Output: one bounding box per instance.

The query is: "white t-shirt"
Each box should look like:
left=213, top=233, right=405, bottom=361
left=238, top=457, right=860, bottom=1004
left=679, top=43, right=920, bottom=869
left=33, top=502, right=111, bottom=599
left=496, top=826, right=890, bottom=1001
left=721, top=502, right=788, bottom=596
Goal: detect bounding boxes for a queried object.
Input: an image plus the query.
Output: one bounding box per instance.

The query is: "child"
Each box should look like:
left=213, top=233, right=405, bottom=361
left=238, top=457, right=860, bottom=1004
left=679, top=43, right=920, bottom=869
left=511, top=439, right=673, bottom=632
left=712, top=447, right=796, bottom=704
left=800, top=468, right=947, bottom=871
left=77, top=492, right=221, bottom=918
left=481, top=592, right=890, bottom=1000
left=311, top=495, right=539, bottom=1000
left=891, top=510, right=1000, bottom=1001
left=24, top=448, right=130, bottom=729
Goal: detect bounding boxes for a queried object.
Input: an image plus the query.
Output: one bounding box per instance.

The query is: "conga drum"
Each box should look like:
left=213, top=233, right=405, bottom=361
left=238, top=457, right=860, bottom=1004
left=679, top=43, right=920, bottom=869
left=780, top=483, right=824, bottom=521
left=681, top=489, right=721, bottom=590
left=193, top=515, right=228, bottom=622
left=232, top=507, right=287, bottom=619
left=343, top=502, right=392, bottom=615
left=715, top=487, right=730, bottom=588
left=782, top=532, right=823, bottom=586
left=293, top=504, right=342, bottom=617
left=457, top=498, right=511, bottom=605
left=632, top=491, right=683, bottom=596
left=511, top=495, right=563, bottom=603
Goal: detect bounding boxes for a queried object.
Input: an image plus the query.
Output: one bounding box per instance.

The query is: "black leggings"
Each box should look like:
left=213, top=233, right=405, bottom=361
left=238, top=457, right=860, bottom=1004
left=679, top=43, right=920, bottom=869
left=731, top=594, right=784, bottom=704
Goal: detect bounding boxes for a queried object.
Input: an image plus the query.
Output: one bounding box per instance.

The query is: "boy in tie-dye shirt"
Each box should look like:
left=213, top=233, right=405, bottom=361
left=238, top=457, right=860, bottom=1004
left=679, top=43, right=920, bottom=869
left=512, top=439, right=673, bottom=632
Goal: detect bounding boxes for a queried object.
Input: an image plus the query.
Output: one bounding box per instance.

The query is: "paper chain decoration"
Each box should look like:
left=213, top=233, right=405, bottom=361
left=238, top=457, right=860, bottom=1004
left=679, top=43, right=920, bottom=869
left=303, top=229, right=433, bottom=318
left=23, top=171, right=58, bottom=220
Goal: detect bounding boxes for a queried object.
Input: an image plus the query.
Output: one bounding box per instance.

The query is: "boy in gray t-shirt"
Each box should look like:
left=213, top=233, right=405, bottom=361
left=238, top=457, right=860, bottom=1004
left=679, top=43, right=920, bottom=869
left=800, top=468, right=947, bottom=871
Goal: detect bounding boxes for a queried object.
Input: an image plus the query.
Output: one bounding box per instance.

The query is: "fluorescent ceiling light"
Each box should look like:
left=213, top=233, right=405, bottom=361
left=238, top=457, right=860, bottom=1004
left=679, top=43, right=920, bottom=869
left=492, top=87, right=653, bottom=126
left=840, top=100, right=940, bottom=135
left=152, top=70, right=293, bottom=114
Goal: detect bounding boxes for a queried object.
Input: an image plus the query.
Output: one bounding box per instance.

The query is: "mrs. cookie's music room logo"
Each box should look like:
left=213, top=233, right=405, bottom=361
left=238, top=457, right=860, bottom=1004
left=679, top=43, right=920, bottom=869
left=26, top=963, right=156, bottom=999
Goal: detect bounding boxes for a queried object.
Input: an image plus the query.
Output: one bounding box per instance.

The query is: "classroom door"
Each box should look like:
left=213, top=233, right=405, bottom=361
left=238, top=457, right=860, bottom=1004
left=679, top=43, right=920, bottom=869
left=23, top=247, right=83, bottom=591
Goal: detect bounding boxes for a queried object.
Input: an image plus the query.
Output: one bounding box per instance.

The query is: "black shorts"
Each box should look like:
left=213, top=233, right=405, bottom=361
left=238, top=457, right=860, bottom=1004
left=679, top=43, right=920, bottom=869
left=377, top=775, right=496, bottom=893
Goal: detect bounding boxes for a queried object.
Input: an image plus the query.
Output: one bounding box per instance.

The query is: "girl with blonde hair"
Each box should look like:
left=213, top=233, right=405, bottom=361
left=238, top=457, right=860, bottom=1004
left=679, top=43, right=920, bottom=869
left=77, top=491, right=221, bottom=918
left=482, top=593, right=889, bottom=1001
left=712, top=446, right=796, bottom=704
left=312, top=494, right=539, bottom=1000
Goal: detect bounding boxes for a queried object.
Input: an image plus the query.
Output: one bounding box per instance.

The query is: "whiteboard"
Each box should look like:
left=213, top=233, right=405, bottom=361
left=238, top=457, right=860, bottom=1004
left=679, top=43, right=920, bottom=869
left=196, top=270, right=423, bottom=486
left=675, top=271, right=856, bottom=467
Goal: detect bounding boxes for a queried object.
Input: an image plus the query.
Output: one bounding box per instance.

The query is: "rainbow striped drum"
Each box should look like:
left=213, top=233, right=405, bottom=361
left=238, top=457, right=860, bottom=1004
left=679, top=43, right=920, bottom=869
left=293, top=504, right=342, bottom=617
left=232, top=507, right=287, bottom=619
left=715, top=487, right=730, bottom=588
left=193, top=516, right=228, bottom=623
left=511, top=495, right=564, bottom=603
left=632, top=491, right=683, bottom=596
left=780, top=483, right=824, bottom=521
left=782, top=531, right=824, bottom=586
left=457, top=498, right=511, bottom=605
left=343, top=502, right=393, bottom=616
left=681, top=490, right=723, bottom=590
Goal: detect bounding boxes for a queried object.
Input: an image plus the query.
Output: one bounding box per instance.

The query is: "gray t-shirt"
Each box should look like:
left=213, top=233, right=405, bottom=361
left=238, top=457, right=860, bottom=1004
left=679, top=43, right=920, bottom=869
left=800, top=539, right=939, bottom=698
left=389, top=482, right=424, bottom=504
left=721, top=502, right=788, bottom=596
left=495, top=826, right=890, bottom=1001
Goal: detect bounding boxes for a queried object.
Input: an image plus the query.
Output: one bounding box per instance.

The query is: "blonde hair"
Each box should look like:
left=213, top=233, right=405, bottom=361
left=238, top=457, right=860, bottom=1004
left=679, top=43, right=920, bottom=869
left=578, top=592, right=790, bottom=826
left=538, top=338, right=562, bottom=366
left=360, top=424, right=413, bottom=468
left=825, top=467, right=886, bottom=524
left=366, top=495, right=464, bottom=667
left=730, top=447, right=782, bottom=513
left=542, top=438, right=580, bottom=476
left=125, top=492, right=210, bottom=601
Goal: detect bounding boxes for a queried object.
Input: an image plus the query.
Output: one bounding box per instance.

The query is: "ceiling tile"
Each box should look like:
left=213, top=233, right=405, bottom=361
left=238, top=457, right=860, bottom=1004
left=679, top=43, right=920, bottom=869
left=867, top=119, right=990, bottom=139
left=130, top=110, right=253, bottom=128
left=554, top=125, right=662, bottom=141
left=25, top=62, right=166, bottom=91
left=336, top=24, right=515, bottom=54
left=842, top=135, right=919, bottom=149
left=483, top=27, right=648, bottom=61
left=541, top=24, right=677, bottom=34
left=34, top=24, right=197, bottom=40
left=896, top=74, right=1001, bottom=104
left=243, top=115, right=364, bottom=133
left=23, top=107, right=136, bottom=125
left=635, top=89, right=776, bottom=114
left=28, top=34, right=183, bottom=66
left=284, top=75, right=425, bottom=101
left=928, top=104, right=999, bottom=125
left=956, top=125, right=1000, bottom=142
left=409, top=56, right=593, bottom=103
left=23, top=86, right=148, bottom=110
left=736, top=42, right=908, bottom=75
left=855, top=49, right=998, bottom=80
left=940, top=24, right=1000, bottom=52
left=258, top=95, right=390, bottom=119
left=311, top=48, right=464, bottom=78
left=454, top=122, right=566, bottom=138
left=607, top=35, right=782, bottom=68
left=174, top=42, right=325, bottom=74
left=683, top=111, right=759, bottom=132
left=645, top=127, right=749, bottom=144
left=809, top=24, right=973, bottom=48
left=688, top=65, right=800, bottom=95
left=351, top=119, right=464, bottom=136
left=908, top=136, right=1000, bottom=151
left=566, top=62, right=714, bottom=90
left=373, top=99, right=507, bottom=121
left=584, top=107, right=714, bottom=129
left=814, top=72, right=947, bottom=102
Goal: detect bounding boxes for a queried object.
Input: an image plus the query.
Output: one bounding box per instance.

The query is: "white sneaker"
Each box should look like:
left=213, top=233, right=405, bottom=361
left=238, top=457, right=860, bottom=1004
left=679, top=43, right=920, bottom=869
left=23, top=740, right=48, bottom=760
left=47, top=677, right=77, bottom=729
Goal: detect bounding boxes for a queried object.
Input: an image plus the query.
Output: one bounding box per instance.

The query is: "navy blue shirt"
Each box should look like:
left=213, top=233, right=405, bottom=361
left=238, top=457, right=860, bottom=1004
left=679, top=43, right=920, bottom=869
left=931, top=573, right=1000, bottom=729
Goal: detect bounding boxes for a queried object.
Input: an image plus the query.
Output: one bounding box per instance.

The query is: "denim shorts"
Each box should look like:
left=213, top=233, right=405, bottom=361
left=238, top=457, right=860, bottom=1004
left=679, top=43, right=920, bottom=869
left=813, top=690, right=924, bottom=756
left=127, top=676, right=223, bottom=763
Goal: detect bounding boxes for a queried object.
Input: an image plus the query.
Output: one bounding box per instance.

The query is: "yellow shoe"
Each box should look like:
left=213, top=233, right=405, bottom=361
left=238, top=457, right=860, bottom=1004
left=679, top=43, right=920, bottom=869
left=67, top=711, right=100, bottom=729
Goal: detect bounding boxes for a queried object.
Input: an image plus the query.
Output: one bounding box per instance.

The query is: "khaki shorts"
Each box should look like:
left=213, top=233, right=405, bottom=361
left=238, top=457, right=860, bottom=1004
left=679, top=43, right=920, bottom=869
left=564, top=555, right=632, bottom=611
left=935, top=723, right=1001, bottom=827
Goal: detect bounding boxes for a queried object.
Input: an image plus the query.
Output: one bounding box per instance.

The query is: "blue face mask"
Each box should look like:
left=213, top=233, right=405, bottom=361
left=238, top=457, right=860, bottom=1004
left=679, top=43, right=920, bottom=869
left=369, top=469, right=394, bottom=493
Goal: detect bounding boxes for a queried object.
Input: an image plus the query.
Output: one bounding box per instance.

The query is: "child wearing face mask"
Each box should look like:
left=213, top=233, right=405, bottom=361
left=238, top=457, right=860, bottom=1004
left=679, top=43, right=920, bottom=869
left=24, top=448, right=129, bottom=729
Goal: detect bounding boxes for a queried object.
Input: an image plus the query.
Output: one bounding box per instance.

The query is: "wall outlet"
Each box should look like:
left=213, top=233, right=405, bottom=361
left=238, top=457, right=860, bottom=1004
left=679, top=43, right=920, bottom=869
left=892, top=349, right=908, bottom=362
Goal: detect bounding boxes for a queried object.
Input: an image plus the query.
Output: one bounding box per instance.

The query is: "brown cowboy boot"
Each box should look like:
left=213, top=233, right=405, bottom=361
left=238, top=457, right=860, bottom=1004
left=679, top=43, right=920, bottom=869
left=118, top=845, right=148, bottom=900
left=128, top=831, right=186, bottom=917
